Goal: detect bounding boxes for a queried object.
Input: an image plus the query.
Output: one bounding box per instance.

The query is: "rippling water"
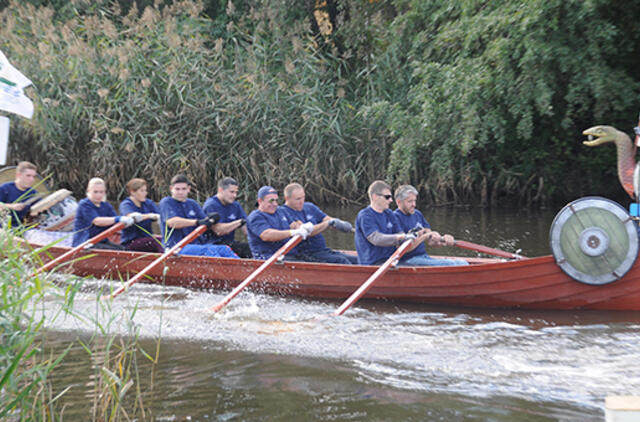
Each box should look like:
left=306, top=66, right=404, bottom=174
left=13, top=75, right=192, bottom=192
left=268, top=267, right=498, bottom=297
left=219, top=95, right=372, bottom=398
left=38, top=205, right=640, bottom=420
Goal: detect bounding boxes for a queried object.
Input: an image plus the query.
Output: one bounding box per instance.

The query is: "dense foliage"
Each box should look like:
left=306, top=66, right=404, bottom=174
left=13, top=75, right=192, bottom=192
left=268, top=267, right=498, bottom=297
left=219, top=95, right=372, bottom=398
left=1, top=0, right=639, bottom=205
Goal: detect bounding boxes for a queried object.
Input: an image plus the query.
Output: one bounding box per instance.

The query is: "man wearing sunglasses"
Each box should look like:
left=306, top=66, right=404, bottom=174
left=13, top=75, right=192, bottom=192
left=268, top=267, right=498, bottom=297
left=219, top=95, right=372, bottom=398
left=246, top=185, right=313, bottom=260
left=355, top=180, right=440, bottom=266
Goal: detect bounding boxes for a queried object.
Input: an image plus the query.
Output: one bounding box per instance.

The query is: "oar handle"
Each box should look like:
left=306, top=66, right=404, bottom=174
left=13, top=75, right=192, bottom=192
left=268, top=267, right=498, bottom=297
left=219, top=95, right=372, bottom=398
left=454, top=239, right=526, bottom=260
left=333, top=238, right=414, bottom=316
left=107, top=225, right=208, bottom=299
left=209, top=234, right=303, bottom=312
left=31, top=222, right=126, bottom=277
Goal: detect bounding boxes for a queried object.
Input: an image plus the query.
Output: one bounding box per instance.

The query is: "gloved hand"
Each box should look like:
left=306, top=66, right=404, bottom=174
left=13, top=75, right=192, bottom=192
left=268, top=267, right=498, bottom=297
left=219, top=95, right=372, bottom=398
left=403, top=232, right=417, bottom=242
left=148, top=213, right=160, bottom=221
left=291, top=222, right=314, bottom=240
left=207, top=212, right=221, bottom=224
left=301, top=221, right=314, bottom=236
left=329, top=218, right=353, bottom=233
left=197, top=214, right=219, bottom=228
left=117, top=215, right=135, bottom=227
left=238, top=218, right=246, bottom=227
left=129, top=212, right=144, bottom=223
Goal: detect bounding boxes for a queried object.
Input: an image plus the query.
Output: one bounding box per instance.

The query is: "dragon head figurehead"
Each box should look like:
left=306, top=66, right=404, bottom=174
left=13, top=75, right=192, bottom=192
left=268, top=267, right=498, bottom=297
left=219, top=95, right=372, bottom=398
left=583, top=125, right=635, bottom=198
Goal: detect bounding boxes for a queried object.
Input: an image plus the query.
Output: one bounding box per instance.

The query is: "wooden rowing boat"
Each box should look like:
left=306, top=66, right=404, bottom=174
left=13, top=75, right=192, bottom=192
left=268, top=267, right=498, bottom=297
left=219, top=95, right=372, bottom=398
left=26, top=240, right=640, bottom=311
left=23, top=194, right=640, bottom=311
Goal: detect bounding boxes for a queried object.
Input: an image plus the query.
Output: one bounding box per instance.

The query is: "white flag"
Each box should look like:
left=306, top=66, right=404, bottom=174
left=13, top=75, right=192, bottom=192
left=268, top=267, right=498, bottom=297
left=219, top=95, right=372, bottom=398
left=0, top=49, right=34, bottom=119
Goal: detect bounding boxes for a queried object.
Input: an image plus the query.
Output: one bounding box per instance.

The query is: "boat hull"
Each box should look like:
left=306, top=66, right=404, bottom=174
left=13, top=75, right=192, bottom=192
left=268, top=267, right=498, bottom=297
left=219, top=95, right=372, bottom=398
left=31, top=244, right=640, bottom=311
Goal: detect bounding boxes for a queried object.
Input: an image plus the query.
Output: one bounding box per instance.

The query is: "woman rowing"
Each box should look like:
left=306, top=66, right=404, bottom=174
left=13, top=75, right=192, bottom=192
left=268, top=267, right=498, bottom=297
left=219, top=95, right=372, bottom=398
left=118, top=178, right=163, bottom=253
left=72, top=177, right=133, bottom=250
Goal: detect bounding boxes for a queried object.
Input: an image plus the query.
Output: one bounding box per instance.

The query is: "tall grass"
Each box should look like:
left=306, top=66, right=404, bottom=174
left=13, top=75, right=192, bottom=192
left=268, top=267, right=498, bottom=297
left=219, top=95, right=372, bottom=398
left=1, top=0, right=388, bottom=205
left=0, top=225, right=159, bottom=420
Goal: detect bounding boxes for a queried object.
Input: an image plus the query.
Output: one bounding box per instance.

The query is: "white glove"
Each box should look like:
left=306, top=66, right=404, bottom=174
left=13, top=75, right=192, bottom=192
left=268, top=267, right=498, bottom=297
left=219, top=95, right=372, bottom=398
left=301, top=222, right=314, bottom=237
left=148, top=213, right=160, bottom=221
left=129, top=212, right=144, bottom=223
left=291, top=222, right=314, bottom=240
left=290, top=227, right=308, bottom=240
left=119, top=215, right=135, bottom=227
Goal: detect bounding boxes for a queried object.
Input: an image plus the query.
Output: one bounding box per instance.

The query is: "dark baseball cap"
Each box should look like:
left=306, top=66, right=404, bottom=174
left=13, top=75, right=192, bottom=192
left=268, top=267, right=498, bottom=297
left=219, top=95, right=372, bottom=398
left=257, top=185, right=277, bottom=199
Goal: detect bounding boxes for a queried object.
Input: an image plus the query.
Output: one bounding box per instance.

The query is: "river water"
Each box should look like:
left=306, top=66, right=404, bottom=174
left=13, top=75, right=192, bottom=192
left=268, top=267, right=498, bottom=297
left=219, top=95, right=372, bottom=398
left=39, top=204, right=640, bottom=421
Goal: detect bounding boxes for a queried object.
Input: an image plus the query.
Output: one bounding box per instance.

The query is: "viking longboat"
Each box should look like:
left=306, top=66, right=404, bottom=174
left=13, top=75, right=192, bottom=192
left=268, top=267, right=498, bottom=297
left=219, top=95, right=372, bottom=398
left=14, top=121, right=640, bottom=311
left=23, top=195, right=640, bottom=311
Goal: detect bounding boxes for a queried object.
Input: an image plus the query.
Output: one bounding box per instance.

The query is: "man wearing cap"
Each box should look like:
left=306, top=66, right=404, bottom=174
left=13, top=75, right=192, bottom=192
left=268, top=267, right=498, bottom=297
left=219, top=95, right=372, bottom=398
left=393, top=184, right=468, bottom=266
left=158, top=174, right=238, bottom=258
left=246, top=185, right=313, bottom=260
left=0, top=161, right=40, bottom=228
left=355, top=180, right=433, bottom=265
left=202, top=176, right=251, bottom=258
left=279, top=182, right=357, bottom=264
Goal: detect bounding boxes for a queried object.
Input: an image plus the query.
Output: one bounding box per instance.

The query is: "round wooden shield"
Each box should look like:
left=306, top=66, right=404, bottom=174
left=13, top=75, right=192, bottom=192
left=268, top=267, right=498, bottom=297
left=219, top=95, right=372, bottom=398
left=549, top=196, right=639, bottom=285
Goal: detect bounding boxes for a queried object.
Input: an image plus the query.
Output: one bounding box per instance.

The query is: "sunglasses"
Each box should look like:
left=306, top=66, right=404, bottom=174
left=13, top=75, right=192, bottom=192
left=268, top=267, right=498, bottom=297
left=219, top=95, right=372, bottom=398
left=267, top=198, right=279, bottom=203
left=377, top=193, right=393, bottom=200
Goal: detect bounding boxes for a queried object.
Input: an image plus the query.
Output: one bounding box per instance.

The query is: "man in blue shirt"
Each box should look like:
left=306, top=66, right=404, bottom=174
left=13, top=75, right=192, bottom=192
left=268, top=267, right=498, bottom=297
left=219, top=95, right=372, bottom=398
left=393, top=184, right=468, bottom=266
left=158, top=174, right=238, bottom=258
left=280, top=183, right=356, bottom=264
left=0, top=161, right=39, bottom=228
left=246, top=185, right=312, bottom=260
left=202, top=177, right=251, bottom=258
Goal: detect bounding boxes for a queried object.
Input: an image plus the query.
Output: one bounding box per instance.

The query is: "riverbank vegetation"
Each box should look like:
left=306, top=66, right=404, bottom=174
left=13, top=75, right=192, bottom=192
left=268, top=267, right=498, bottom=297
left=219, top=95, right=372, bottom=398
left=1, top=0, right=639, bottom=205
left=0, top=227, right=157, bottom=420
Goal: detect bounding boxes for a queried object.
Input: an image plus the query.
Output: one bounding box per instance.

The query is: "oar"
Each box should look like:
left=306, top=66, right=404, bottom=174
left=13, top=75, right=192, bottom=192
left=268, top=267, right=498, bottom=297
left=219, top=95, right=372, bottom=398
left=454, top=239, right=527, bottom=260
left=209, top=234, right=303, bottom=312
left=333, top=237, right=414, bottom=316
left=106, top=224, right=208, bottom=300
left=30, top=222, right=125, bottom=277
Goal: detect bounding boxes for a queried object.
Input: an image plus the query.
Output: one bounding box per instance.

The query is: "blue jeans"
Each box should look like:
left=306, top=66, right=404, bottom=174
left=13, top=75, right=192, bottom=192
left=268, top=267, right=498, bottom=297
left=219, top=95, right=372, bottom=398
left=399, top=254, right=468, bottom=267
left=179, top=244, right=239, bottom=258
left=296, top=248, right=357, bottom=265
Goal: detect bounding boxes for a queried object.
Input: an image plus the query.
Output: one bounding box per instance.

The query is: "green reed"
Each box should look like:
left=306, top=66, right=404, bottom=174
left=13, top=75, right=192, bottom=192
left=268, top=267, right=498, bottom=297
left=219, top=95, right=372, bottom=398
left=1, top=0, right=387, bottom=205
left=0, top=224, right=159, bottom=420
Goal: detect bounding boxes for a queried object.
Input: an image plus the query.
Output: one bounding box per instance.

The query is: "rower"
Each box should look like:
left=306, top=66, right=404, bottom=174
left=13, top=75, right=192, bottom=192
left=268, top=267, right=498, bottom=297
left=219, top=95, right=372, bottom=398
left=119, top=178, right=163, bottom=253
left=355, top=180, right=467, bottom=266
left=246, top=185, right=313, bottom=260
left=202, top=177, right=251, bottom=258
left=279, top=182, right=356, bottom=264
left=393, top=184, right=468, bottom=266
left=158, top=174, right=239, bottom=258
left=0, top=161, right=40, bottom=228
left=72, top=177, right=133, bottom=250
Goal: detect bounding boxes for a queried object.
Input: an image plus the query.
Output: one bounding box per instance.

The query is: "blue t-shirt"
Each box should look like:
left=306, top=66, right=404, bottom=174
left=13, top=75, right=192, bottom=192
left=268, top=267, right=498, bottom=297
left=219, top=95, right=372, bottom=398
left=202, top=195, right=247, bottom=243
left=394, top=209, right=431, bottom=259
left=279, top=203, right=328, bottom=253
left=119, top=197, right=160, bottom=245
left=158, top=197, right=206, bottom=248
left=355, top=206, right=403, bottom=265
left=72, top=198, right=117, bottom=246
left=0, top=181, right=38, bottom=227
left=247, top=208, right=294, bottom=259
